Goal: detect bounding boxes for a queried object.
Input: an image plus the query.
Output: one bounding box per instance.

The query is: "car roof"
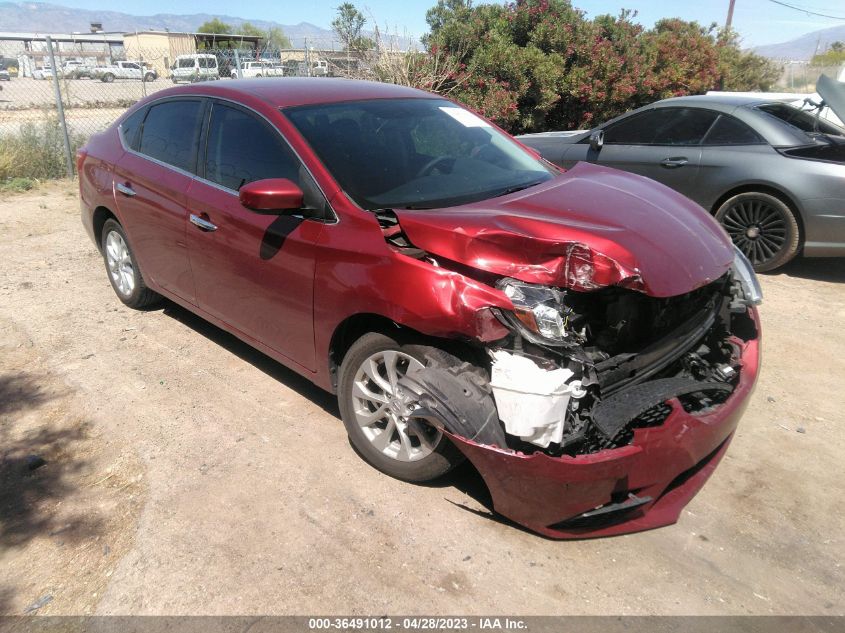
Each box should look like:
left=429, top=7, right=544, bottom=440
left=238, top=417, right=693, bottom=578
left=163, top=78, right=432, bottom=108
left=654, top=94, right=780, bottom=110
left=603, top=94, right=817, bottom=147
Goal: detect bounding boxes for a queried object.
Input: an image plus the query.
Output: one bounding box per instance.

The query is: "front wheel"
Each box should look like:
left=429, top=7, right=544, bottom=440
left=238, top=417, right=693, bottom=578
left=143, top=73, right=155, bottom=82
left=337, top=333, right=465, bottom=482
left=715, top=192, right=800, bottom=272
left=101, top=219, right=161, bottom=309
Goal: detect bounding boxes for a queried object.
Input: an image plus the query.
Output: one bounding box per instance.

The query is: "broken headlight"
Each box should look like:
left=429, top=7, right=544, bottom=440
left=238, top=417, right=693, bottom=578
left=495, top=278, right=573, bottom=346
left=732, top=246, right=763, bottom=305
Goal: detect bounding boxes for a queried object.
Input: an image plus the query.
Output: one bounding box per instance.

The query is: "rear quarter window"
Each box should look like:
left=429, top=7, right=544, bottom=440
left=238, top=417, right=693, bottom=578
left=702, top=114, right=764, bottom=145
left=120, top=107, right=146, bottom=151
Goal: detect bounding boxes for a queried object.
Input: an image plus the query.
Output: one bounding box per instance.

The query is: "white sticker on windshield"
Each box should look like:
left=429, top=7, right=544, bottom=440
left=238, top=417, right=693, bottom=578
left=439, top=106, right=491, bottom=128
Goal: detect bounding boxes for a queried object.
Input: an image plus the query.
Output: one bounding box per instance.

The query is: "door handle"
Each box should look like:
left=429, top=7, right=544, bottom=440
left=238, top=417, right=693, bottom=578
left=189, top=213, right=218, bottom=232
left=660, top=157, right=689, bottom=168
left=116, top=182, right=136, bottom=196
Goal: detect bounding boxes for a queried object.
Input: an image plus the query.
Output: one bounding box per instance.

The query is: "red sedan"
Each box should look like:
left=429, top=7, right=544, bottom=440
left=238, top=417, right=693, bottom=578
left=78, top=79, right=762, bottom=538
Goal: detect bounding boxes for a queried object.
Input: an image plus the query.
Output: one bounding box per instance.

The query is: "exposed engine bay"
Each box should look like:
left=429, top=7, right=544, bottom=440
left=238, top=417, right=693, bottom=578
left=379, top=209, right=762, bottom=457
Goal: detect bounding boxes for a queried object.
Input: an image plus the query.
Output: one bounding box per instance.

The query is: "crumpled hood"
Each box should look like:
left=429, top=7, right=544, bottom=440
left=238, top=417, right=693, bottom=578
left=394, top=162, right=734, bottom=297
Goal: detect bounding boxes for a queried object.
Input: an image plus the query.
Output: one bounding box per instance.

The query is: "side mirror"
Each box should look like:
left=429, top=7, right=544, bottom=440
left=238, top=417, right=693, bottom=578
left=239, top=178, right=304, bottom=214
left=589, top=129, right=604, bottom=152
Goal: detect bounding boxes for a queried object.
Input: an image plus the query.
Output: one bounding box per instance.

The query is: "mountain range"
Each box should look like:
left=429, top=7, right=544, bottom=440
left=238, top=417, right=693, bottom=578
left=2, top=1, right=844, bottom=60
left=0, top=1, right=418, bottom=49
left=752, top=24, right=845, bottom=61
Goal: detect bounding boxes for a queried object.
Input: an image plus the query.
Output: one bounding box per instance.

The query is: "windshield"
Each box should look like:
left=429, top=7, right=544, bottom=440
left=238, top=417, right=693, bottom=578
left=757, top=102, right=845, bottom=138
left=285, top=98, right=554, bottom=210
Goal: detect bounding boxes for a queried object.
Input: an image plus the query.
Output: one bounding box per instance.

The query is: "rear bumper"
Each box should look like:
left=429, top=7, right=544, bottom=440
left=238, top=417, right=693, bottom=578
left=448, top=307, right=761, bottom=539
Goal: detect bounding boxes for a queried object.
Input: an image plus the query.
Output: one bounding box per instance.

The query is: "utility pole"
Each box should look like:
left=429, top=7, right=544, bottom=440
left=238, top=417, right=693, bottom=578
left=725, top=0, right=736, bottom=31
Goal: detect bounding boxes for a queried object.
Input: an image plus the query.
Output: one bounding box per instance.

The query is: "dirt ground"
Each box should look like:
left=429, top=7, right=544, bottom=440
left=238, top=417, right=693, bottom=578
left=0, top=180, right=843, bottom=616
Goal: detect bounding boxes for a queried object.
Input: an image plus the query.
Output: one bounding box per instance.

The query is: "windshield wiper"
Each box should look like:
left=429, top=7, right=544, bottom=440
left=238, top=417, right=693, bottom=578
left=492, top=180, right=546, bottom=198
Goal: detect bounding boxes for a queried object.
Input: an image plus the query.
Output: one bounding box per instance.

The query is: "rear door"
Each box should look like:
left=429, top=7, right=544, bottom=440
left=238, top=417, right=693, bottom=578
left=185, top=100, right=328, bottom=370
left=566, top=107, right=719, bottom=201
left=113, top=98, right=205, bottom=303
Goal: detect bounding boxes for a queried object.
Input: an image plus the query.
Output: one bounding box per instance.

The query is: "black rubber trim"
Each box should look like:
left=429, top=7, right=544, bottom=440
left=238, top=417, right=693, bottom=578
left=596, top=300, right=718, bottom=396
left=592, top=376, right=733, bottom=440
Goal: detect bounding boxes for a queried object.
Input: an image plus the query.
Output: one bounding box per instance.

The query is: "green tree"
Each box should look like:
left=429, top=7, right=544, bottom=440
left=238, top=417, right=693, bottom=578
left=263, top=26, right=292, bottom=50
left=811, top=41, right=845, bottom=66
left=237, top=22, right=263, bottom=37
left=422, top=0, right=785, bottom=133
left=197, top=18, right=233, bottom=34
left=332, top=3, right=372, bottom=51
left=236, top=22, right=291, bottom=50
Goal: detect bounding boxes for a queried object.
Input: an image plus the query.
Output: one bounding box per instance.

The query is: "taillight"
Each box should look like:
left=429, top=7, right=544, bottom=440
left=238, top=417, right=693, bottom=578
left=75, top=147, right=87, bottom=175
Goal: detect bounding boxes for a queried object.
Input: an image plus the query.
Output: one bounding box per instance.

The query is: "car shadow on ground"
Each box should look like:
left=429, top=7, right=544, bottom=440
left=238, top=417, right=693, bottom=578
left=160, top=300, right=501, bottom=518
left=773, top=256, right=845, bottom=282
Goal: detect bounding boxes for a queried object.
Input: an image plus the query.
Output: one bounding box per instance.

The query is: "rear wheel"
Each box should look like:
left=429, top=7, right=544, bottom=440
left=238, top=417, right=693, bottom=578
left=337, top=333, right=465, bottom=482
left=715, top=192, right=800, bottom=272
left=144, top=72, right=155, bottom=82
left=102, top=72, right=114, bottom=83
left=101, top=219, right=161, bottom=309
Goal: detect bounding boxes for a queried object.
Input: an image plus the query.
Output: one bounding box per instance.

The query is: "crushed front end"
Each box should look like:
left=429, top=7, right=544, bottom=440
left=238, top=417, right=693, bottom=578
left=399, top=247, right=762, bottom=538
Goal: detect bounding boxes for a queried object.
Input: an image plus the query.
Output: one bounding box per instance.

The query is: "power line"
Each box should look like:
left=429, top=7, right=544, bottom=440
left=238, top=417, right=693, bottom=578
left=766, top=0, right=845, bottom=20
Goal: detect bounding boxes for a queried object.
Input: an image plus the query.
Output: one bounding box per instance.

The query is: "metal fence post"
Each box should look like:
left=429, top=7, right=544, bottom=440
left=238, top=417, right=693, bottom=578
left=234, top=49, right=243, bottom=79
left=45, top=35, right=74, bottom=178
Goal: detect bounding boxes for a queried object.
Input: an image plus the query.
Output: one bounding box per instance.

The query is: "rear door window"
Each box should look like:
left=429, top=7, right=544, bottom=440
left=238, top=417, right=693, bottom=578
left=138, top=99, right=203, bottom=172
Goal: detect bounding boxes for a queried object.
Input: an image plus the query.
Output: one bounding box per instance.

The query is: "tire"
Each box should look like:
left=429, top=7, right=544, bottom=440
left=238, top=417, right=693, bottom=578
left=144, top=73, right=155, bottom=82
left=102, top=73, right=114, bottom=83
left=715, top=191, right=800, bottom=272
left=337, top=332, right=466, bottom=482
left=171, top=77, right=179, bottom=83
left=100, top=219, right=161, bottom=309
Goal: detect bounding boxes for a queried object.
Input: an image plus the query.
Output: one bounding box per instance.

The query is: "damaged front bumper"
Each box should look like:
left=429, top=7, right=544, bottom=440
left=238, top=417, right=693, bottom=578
left=445, top=307, right=761, bottom=539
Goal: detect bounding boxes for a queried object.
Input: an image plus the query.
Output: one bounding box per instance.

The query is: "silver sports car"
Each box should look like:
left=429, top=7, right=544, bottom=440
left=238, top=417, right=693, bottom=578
left=519, top=75, right=845, bottom=271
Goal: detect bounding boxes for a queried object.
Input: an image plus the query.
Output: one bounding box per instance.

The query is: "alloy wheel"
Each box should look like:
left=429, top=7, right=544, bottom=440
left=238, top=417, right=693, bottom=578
left=105, top=230, right=135, bottom=297
left=720, top=198, right=788, bottom=267
left=350, top=350, right=441, bottom=463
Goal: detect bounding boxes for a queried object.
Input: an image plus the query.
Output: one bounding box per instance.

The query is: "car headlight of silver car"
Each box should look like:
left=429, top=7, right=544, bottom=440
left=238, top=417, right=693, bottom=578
left=731, top=246, right=763, bottom=305
left=495, top=278, right=574, bottom=345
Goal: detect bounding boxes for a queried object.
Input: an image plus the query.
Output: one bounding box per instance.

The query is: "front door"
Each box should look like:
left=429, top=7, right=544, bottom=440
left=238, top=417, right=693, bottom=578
left=185, top=101, right=326, bottom=370
left=566, top=107, right=720, bottom=202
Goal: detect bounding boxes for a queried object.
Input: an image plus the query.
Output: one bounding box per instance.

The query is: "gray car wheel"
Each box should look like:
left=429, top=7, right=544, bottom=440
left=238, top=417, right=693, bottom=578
left=716, top=192, right=800, bottom=272
left=337, top=333, right=465, bottom=482
left=101, top=219, right=161, bottom=309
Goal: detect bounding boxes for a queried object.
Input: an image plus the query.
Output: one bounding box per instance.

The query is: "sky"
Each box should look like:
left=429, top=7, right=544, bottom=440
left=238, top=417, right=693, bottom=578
left=42, top=0, right=845, bottom=47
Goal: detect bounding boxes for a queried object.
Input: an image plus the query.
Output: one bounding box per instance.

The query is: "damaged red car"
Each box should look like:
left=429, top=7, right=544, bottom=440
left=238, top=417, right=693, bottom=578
left=78, top=79, right=762, bottom=538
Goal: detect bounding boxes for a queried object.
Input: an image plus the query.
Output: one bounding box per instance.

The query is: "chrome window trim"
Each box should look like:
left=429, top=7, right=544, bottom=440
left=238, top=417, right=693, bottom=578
left=117, top=93, right=339, bottom=224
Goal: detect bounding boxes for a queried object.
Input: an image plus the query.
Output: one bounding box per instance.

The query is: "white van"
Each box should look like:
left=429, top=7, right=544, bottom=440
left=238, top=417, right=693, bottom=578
left=170, top=54, right=219, bottom=83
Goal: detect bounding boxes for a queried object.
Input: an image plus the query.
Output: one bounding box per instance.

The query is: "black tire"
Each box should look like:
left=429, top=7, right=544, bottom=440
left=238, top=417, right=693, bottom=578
left=171, top=77, right=179, bottom=84
left=100, top=219, right=161, bottom=309
left=338, top=332, right=466, bottom=483
left=144, top=73, right=155, bottom=82
left=715, top=191, right=800, bottom=272
left=102, top=73, right=114, bottom=83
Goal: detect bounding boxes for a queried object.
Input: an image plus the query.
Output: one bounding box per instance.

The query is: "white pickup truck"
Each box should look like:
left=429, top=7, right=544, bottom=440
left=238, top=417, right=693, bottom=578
left=92, top=61, right=157, bottom=83
left=231, top=60, right=284, bottom=78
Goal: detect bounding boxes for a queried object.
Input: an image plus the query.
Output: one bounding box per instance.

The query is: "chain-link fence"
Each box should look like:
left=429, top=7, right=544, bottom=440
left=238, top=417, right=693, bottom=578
left=0, top=34, right=411, bottom=182
left=772, top=60, right=843, bottom=93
